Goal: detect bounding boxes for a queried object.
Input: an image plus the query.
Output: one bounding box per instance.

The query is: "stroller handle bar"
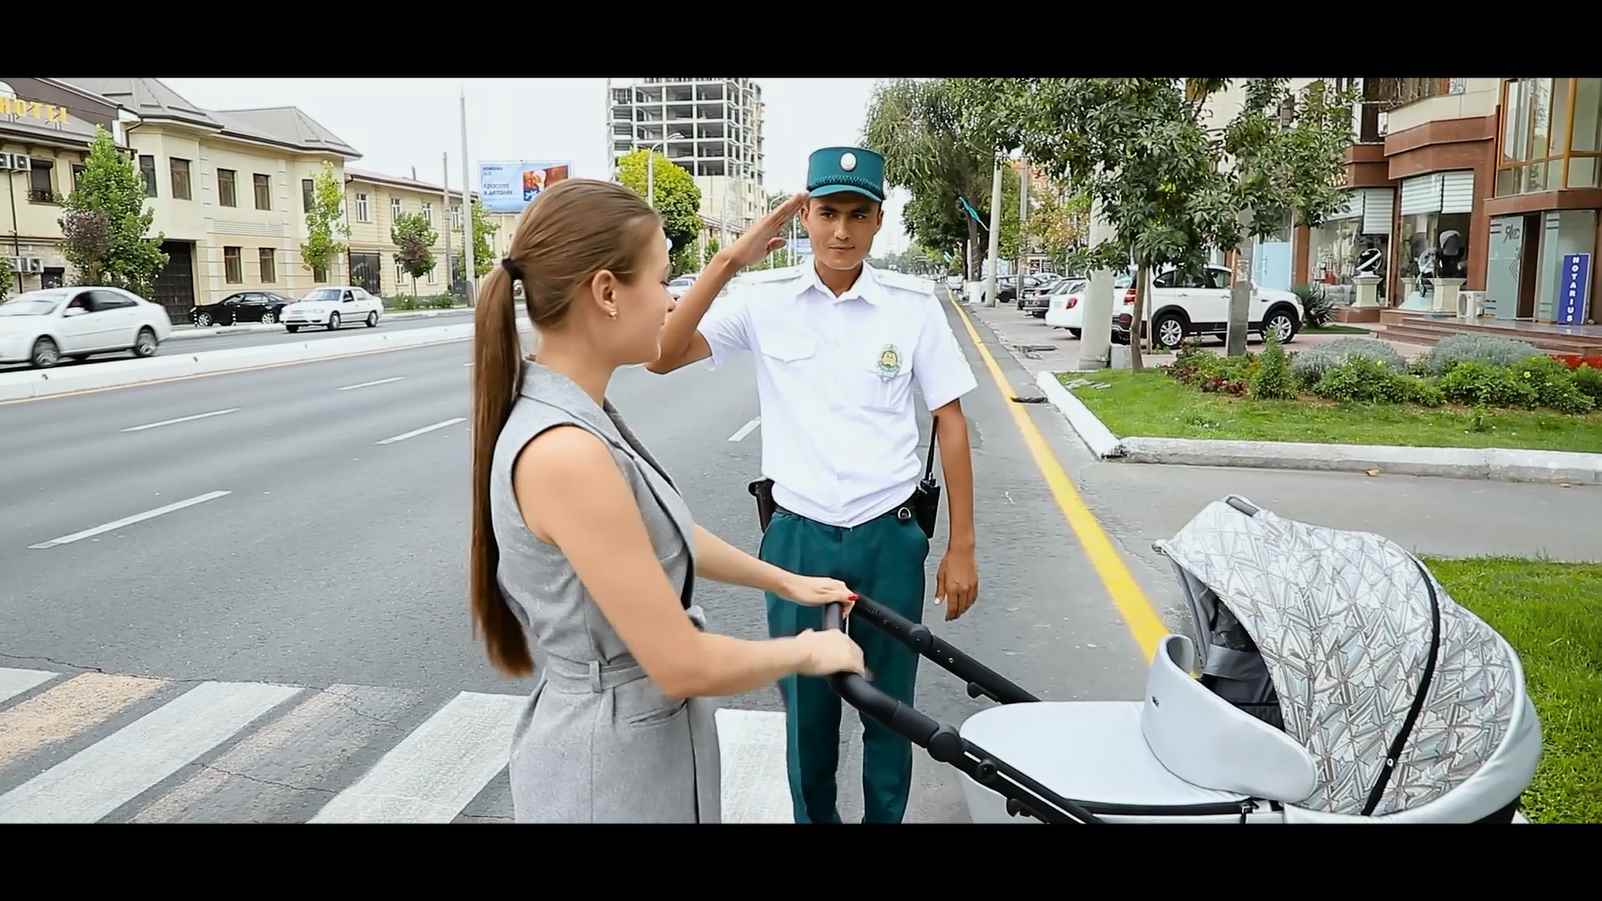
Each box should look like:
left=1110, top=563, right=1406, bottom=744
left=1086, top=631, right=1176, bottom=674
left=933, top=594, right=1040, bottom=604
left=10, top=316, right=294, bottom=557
left=822, top=599, right=1103, bottom=824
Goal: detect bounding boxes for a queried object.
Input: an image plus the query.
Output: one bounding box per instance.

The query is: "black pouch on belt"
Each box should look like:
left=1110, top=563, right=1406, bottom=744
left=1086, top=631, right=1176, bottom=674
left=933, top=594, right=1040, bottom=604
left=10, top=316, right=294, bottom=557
left=749, top=478, right=777, bottom=532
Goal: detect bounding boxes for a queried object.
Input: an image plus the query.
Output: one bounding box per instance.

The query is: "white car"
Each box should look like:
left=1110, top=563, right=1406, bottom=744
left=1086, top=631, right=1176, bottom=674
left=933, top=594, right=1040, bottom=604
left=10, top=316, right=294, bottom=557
left=1043, top=277, right=1090, bottom=334
left=667, top=275, right=696, bottom=299
left=1113, top=265, right=1303, bottom=351
left=0, top=287, right=172, bottom=369
left=282, top=286, right=383, bottom=333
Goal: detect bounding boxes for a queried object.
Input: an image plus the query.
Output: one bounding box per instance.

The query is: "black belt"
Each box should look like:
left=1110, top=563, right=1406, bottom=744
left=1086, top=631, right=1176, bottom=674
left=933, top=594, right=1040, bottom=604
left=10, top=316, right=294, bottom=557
left=770, top=492, right=919, bottom=528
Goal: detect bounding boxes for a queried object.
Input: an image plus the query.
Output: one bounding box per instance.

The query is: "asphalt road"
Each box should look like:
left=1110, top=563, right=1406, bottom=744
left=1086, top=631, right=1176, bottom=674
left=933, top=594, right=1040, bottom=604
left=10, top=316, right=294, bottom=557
left=6, top=293, right=1595, bottom=824
left=0, top=300, right=1156, bottom=823
left=0, top=309, right=475, bottom=374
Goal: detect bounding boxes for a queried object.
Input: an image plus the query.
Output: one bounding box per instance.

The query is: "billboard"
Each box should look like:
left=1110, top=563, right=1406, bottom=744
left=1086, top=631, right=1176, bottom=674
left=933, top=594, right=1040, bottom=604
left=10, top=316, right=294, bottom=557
left=479, top=160, right=572, bottom=214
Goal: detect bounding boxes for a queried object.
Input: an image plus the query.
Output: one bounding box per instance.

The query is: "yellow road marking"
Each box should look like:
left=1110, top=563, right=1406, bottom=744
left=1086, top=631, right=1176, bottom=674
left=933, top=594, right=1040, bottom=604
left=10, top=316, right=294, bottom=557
left=947, top=295, right=1167, bottom=660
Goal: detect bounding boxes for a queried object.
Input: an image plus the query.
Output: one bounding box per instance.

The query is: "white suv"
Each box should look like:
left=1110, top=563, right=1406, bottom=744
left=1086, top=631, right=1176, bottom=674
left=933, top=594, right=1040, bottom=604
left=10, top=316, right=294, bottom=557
left=282, top=286, right=384, bottom=333
left=1113, top=265, right=1303, bottom=351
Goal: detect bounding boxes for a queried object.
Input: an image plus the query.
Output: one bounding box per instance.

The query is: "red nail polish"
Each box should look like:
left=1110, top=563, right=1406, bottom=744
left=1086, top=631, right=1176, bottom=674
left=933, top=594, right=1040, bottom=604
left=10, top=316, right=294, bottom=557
left=849, top=594, right=859, bottom=601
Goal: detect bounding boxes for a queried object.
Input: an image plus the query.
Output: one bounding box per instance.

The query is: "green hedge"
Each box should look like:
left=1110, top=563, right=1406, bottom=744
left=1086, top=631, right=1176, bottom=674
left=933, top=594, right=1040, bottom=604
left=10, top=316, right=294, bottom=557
left=384, top=293, right=462, bottom=312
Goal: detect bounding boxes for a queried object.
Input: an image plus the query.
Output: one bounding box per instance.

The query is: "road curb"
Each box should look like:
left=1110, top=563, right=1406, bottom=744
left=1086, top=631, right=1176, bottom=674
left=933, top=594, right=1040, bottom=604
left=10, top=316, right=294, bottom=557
left=1038, top=370, right=1602, bottom=485
left=1035, top=370, right=1123, bottom=458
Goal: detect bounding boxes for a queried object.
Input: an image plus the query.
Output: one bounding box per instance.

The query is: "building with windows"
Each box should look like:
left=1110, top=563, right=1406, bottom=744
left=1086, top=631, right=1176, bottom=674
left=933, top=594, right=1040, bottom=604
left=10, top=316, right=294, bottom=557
left=58, top=77, right=361, bottom=321
left=606, top=77, right=765, bottom=248
left=1276, top=78, right=1599, bottom=334
left=0, top=78, right=138, bottom=296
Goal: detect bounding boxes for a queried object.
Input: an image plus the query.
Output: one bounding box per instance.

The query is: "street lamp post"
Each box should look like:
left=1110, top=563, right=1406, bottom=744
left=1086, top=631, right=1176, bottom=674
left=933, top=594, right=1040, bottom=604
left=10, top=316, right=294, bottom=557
left=644, top=140, right=667, bottom=208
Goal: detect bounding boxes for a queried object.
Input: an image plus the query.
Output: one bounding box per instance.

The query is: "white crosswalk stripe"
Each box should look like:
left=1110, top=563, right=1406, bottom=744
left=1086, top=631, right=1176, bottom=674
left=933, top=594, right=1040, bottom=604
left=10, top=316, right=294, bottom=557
left=0, top=679, right=300, bottom=823
left=0, top=667, right=795, bottom=824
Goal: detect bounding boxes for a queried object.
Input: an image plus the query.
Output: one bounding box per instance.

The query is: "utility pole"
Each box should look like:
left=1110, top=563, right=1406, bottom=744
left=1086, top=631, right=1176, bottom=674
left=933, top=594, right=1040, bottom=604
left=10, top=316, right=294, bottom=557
left=460, top=89, right=475, bottom=306
left=442, top=152, right=453, bottom=295
left=984, top=158, right=1002, bottom=307
left=1226, top=209, right=1254, bottom=356
left=1077, top=195, right=1115, bottom=370
left=1016, top=159, right=1029, bottom=299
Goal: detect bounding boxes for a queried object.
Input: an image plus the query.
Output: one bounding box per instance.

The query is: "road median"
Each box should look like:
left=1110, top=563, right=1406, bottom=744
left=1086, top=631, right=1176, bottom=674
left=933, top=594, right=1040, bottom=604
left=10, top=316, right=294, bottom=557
left=0, top=323, right=477, bottom=403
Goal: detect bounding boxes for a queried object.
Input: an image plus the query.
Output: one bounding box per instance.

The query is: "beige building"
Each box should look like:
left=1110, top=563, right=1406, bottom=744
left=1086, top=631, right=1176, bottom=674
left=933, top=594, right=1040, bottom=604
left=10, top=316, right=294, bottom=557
left=0, top=78, right=139, bottom=295
left=344, top=168, right=521, bottom=298
left=61, top=78, right=362, bottom=319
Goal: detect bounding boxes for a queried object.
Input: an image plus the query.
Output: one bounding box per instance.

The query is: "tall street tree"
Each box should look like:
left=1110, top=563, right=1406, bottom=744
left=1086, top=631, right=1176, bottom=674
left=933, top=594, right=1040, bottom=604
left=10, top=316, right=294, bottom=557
left=615, top=148, right=702, bottom=274
left=301, top=160, right=349, bottom=284
left=391, top=211, right=438, bottom=297
left=863, top=79, right=1000, bottom=281
left=953, top=77, right=1353, bottom=368
left=60, top=127, right=168, bottom=296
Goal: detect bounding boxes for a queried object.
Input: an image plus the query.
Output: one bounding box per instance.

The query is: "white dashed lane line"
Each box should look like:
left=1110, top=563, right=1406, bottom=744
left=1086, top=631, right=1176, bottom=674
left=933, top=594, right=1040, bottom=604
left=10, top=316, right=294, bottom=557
left=728, top=417, right=761, bottom=442
left=119, top=409, right=239, bottom=433
left=338, top=377, right=406, bottom=391
left=28, top=491, right=232, bottom=550
left=376, top=418, right=466, bottom=446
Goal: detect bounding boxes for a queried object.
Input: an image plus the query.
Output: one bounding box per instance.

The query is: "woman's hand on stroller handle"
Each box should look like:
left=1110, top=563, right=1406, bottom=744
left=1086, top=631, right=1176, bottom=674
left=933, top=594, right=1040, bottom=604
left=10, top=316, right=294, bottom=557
left=779, top=574, right=857, bottom=615
left=793, top=627, right=865, bottom=677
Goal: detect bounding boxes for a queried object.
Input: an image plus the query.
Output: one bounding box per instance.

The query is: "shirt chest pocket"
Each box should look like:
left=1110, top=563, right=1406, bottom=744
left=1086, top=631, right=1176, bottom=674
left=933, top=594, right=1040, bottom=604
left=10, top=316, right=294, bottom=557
left=857, top=337, right=916, bottom=413
left=759, top=332, right=818, bottom=369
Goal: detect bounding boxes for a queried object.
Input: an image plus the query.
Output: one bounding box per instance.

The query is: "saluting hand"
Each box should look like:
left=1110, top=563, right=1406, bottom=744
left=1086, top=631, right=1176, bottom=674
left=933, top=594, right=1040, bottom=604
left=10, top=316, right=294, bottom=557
left=720, top=193, right=808, bottom=270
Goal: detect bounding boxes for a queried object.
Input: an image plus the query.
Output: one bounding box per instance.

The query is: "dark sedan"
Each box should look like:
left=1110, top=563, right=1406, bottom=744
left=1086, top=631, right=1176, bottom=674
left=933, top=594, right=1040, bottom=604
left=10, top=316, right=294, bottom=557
left=188, top=292, right=298, bottom=327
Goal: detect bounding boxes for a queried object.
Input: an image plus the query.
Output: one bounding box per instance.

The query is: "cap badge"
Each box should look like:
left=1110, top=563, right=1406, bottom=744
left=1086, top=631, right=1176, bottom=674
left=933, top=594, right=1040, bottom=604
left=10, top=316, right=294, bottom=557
left=840, top=152, right=858, bottom=172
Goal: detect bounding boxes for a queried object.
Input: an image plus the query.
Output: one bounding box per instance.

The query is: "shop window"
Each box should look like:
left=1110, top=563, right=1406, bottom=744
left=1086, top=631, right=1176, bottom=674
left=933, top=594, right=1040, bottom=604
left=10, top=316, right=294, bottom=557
left=1399, top=212, right=1471, bottom=308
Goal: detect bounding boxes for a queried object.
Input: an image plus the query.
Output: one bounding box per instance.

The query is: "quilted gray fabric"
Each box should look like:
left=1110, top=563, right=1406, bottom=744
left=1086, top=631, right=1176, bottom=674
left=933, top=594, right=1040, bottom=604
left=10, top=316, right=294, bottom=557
left=1155, top=498, right=1516, bottom=815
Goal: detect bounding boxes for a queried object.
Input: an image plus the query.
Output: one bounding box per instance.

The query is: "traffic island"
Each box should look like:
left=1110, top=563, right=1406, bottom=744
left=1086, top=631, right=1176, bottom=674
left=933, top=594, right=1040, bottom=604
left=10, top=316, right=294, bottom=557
left=1426, top=557, right=1602, bottom=824
left=1036, top=368, right=1602, bottom=485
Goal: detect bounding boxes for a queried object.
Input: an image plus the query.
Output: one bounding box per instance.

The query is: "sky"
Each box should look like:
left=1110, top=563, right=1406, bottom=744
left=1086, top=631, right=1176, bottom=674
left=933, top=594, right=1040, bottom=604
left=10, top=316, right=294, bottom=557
left=160, top=78, right=911, bottom=255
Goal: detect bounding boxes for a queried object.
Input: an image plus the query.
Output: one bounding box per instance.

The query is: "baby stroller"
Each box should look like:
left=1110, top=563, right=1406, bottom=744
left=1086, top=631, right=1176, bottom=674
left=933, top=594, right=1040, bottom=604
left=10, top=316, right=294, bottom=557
left=823, top=495, right=1542, bottom=823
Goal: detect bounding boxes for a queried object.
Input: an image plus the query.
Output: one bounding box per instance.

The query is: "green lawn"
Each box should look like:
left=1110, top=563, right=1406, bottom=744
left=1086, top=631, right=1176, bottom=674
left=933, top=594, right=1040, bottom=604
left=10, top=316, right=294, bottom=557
left=1064, top=370, right=1602, bottom=454
left=1426, top=558, right=1602, bottom=824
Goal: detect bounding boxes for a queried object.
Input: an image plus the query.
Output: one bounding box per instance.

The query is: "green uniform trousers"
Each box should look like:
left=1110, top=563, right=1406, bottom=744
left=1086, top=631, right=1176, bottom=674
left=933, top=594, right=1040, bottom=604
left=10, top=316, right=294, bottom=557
left=761, top=503, right=929, bottom=824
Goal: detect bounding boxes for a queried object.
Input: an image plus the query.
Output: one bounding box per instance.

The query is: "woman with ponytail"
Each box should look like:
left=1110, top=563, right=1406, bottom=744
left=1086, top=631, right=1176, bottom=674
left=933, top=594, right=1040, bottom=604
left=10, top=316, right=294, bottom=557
left=470, top=180, right=861, bottom=822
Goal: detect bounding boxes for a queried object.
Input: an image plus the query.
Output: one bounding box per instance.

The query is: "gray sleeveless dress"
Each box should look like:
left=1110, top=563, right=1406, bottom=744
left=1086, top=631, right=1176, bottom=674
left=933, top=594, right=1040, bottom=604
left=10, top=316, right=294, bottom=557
left=490, top=360, right=721, bottom=823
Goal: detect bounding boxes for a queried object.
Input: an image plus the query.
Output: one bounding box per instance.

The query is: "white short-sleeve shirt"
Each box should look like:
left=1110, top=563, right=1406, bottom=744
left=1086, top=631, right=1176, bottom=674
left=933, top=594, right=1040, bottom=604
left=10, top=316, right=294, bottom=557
left=698, top=261, right=978, bottom=528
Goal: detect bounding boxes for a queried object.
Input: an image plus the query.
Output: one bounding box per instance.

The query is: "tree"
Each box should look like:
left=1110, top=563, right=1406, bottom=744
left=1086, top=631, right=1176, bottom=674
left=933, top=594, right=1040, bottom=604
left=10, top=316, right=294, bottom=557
left=391, top=211, right=438, bottom=297
left=863, top=79, right=1000, bottom=281
left=615, top=149, right=702, bottom=256
left=953, top=78, right=1353, bottom=368
left=1218, top=79, right=1357, bottom=353
left=60, top=127, right=167, bottom=296
left=466, top=197, right=498, bottom=279
left=301, top=160, right=349, bottom=283
left=0, top=256, right=12, bottom=300
left=1022, top=179, right=1091, bottom=272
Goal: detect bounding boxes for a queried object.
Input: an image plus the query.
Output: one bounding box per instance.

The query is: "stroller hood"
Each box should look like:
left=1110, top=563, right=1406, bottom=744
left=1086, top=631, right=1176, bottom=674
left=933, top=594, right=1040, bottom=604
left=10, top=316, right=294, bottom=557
left=1153, top=497, right=1537, bottom=817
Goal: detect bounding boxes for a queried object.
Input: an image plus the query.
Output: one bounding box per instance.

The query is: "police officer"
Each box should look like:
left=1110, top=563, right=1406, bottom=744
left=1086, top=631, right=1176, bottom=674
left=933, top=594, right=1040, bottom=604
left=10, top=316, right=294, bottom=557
left=649, top=146, right=980, bottom=824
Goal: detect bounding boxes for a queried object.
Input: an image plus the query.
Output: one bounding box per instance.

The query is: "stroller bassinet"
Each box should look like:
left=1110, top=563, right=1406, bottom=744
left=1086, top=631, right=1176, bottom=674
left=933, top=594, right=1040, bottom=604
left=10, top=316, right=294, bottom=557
left=824, top=495, right=1542, bottom=824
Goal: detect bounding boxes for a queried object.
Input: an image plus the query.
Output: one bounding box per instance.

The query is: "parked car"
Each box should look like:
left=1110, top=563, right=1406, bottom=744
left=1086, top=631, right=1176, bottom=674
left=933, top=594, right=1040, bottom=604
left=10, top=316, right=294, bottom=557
left=999, top=274, right=1046, bottom=305
left=1109, top=266, right=1303, bottom=350
left=0, top=287, right=172, bottom=369
left=1042, top=277, right=1091, bottom=332
left=188, top=291, right=298, bottom=327
left=282, top=286, right=384, bottom=333
left=667, top=275, right=696, bottom=299
left=1020, top=275, right=1066, bottom=316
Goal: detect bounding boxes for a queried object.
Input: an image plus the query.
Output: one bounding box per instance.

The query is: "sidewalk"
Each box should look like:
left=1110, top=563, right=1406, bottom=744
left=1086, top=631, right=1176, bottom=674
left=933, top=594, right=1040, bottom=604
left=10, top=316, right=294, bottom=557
left=169, top=307, right=473, bottom=342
